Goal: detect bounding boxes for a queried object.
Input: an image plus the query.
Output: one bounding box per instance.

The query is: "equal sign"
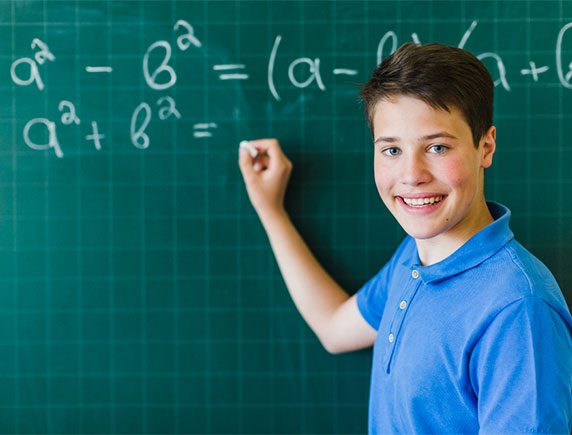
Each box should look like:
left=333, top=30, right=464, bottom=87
left=193, top=122, right=217, bottom=138
left=86, top=66, right=113, bottom=73
left=213, top=64, right=249, bottom=80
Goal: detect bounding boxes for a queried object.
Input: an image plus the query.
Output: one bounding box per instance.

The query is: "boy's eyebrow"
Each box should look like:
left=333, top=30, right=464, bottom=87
left=422, top=131, right=458, bottom=141
left=374, top=131, right=458, bottom=144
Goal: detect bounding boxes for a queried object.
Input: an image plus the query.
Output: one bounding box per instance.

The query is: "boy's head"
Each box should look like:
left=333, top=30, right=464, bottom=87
left=360, top=43, right=497, bottom=257
left=360, top=42, right=493, bottom=148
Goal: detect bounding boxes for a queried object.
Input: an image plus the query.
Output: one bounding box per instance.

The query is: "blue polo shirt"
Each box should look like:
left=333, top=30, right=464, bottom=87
left=357, top=202, right=572, bottom=434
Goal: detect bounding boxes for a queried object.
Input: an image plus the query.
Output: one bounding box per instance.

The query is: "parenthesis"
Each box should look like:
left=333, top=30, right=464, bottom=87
left=268, top=35, right=282, bottom=101
left=458, top=20, right=478, bottom=50
left=556, top=22, right=572, bottom=89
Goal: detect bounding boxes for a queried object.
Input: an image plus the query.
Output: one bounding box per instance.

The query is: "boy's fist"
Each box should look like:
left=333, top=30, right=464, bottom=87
left=238, top=139, right=293, bottom=218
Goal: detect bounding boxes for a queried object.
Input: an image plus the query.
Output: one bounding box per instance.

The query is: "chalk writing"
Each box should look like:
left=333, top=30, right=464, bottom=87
left=333, top=69, right=358, bottom=76
left=556, top=21, right=572, bottom=89
left=58, top=101, right=80, bottom=125
left=521, top=62, right=549, bottom=82
left=11, top=38, right=55, bottom=91
left=23, top=118, right=63, bottom=158
left=86, top=66, right=112, bottom=73
left=288, top=57, right=326, bottom=91
left=376, top=31, right=397, bottom=66
left=215, top=64, right=249, bottom=80
left=86, top=121, right=104, bottom=151
left=157, top=96, right=181, bottom=121
left=143, top=41, right=177, bottom=90
left=9, top=19, right=572, bottom=158
left=130, top=103, right=152, bottom=149
left=268, top=35, right=282, bottom=101
left=193, top=123, right=217, bottom=138
left=478, top=52, right=510, bottom=91
left=31, top=38, right=55, bottom=65
left=174, top=19, right=202, bottom=51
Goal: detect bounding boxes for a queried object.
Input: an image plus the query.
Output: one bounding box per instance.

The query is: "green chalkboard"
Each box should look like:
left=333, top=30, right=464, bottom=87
left=1, top=0, right=571, bottom=433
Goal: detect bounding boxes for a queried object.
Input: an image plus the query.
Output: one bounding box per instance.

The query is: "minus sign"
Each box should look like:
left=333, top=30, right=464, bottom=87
left=333, top=69, right=358, bottom=75
left=86, top=66, right=113, bottom=73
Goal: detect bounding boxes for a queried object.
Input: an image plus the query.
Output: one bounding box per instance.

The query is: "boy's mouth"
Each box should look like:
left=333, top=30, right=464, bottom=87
left=399, top=195, right=445, bottom=207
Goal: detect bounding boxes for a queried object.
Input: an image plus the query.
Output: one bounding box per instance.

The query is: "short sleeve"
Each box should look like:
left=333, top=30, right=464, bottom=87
left=356, top=264, right=390, bottom=331
left=469, top=296, right=572, bottom=434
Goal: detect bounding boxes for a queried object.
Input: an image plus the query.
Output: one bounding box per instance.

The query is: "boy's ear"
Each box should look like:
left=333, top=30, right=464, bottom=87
left=480, top=126, right=496, bottom=169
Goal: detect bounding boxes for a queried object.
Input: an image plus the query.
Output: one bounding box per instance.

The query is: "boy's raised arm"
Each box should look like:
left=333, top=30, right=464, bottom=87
left=238, top=139, right=377, bottom=354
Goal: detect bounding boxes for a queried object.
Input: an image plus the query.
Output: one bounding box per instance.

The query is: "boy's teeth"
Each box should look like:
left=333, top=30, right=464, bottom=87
left=403, top=196, right=443, bottom=206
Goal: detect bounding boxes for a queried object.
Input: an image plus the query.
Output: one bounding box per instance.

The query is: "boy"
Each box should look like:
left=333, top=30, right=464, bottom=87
left=238, top=42, right=572, bottom=433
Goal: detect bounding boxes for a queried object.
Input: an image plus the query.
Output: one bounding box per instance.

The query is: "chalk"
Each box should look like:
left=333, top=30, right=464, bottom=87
left=239, top=140, right=258, bottom=158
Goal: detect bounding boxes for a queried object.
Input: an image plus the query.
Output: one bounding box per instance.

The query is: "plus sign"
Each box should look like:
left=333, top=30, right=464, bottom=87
left=86, top=121, right=105, bottom=150
left=520, top=61, right=549, bottom=82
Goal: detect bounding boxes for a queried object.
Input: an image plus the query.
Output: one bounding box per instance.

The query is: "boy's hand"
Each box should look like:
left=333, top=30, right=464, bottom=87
left=238, top=139, right=293, bottom=219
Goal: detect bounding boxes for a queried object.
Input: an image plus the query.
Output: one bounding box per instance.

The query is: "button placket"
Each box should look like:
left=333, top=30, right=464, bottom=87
left=383, top=274, right=422, bottom=373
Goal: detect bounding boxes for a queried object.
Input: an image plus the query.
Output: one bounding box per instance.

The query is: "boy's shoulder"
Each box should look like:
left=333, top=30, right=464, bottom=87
left=489, top=238, right=567, bottom=311
left=457, top=235, right=572, bottom=334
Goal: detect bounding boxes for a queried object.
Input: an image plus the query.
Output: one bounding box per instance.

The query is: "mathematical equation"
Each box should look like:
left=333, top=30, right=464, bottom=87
left=9, top=20, right=572, bottom=158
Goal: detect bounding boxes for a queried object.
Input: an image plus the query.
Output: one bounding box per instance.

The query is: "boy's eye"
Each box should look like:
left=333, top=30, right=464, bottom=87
left=382, top=147, right=401, bottom=157
left=428, top=144, right=447, bottom=154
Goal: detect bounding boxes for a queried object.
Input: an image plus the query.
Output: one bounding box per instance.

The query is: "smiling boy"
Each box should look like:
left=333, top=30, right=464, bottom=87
left=238, top=42, right=572, bottom=433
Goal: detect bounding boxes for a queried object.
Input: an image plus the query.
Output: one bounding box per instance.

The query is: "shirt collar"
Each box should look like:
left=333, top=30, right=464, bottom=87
left=402, top=202, right=514, bottom=284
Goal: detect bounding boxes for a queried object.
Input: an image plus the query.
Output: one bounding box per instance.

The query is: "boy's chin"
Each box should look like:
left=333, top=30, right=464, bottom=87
left=398, top=221, right=447, bottom=241
left=406, top=229, right=443, bottom=241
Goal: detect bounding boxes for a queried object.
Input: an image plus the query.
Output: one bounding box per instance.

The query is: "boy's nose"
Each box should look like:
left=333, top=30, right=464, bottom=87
left=400, top=155, right=432, bottom=186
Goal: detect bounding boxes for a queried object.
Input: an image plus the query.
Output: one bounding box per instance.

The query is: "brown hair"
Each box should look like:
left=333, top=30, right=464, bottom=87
left=359, top=42, right=493, bottom=148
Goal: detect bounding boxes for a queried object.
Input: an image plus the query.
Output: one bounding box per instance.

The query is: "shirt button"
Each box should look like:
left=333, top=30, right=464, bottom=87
left=399, top=300, right=407, bottom=310
left=388, top=333, right=394, bottom=343
left=411, top=270, right=420, bottom=279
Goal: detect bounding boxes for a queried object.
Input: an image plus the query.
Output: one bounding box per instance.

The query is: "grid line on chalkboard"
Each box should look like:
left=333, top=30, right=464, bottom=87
left=74, top=0, right=84, bottom=430
left=43, top=0, right=53, bottom=430
left=10, top=0, right=19, bottom=432
left=138, top=1, right=148, bottom=432
left=170, top=1, right=180, bottom=433
left=235, top=1, right=243, bottom=432
left=331, top=1, right=338, bottom=432
left=105, top=0, right=116, bottom=431
left=203, top=0, right=212, bottom=433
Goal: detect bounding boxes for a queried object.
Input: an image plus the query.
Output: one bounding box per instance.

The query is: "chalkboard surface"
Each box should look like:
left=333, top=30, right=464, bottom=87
left=2, top=0, right=571, bottom=433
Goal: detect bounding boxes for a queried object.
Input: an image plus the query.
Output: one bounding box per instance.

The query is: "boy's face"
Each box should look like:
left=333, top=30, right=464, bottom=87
left=372, top=95, right=495, bottom=243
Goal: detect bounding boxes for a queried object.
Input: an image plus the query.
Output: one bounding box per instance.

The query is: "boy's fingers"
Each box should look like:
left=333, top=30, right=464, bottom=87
left=248, top=139, right=277, bottom=158
left=250, top=139, right=286, bottom=171
left=255, top=154, right=270, bottom=169
left=238, top=147, right=256, bottom=179
left=240, top=138, right=287, bottom=175
left=261, top=139, right=280, bottom=159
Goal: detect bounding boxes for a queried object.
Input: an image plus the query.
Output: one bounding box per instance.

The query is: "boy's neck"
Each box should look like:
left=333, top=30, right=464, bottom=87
left=415, top=199, right=494, bottom=266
